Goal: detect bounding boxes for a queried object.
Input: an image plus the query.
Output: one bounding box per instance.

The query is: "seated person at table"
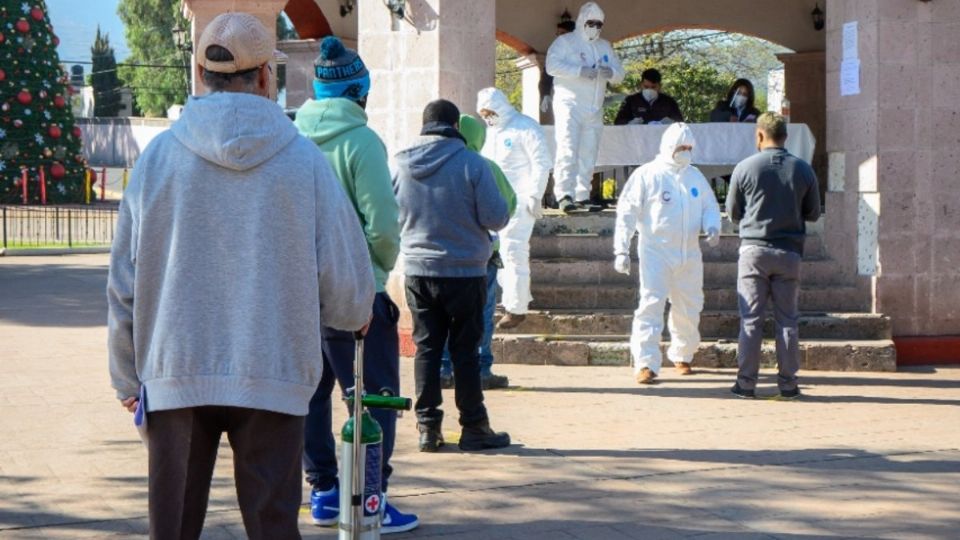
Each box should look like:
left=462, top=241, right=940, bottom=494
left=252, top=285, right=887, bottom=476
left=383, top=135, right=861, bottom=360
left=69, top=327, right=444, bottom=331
left=614, top=68, right=683, bottom=125
left=710, top=78, right=761, bottom=123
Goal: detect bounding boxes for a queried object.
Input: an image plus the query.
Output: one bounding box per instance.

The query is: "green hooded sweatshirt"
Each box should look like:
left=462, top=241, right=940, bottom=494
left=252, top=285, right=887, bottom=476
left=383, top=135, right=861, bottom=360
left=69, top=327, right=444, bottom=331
left=458, top=114, right=517, bottom=252
left=295, top=98, right=400, bottom=292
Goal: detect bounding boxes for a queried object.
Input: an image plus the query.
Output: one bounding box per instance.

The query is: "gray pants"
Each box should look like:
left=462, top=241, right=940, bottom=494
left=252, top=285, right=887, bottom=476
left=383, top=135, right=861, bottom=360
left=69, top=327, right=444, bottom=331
left=736, top=246, right=802, bottom=391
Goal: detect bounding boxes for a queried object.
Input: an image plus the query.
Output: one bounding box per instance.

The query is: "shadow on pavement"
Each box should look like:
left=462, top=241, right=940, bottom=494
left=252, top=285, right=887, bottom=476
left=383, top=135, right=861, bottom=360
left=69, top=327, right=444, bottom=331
left=0, top=263, right=106, bottom=327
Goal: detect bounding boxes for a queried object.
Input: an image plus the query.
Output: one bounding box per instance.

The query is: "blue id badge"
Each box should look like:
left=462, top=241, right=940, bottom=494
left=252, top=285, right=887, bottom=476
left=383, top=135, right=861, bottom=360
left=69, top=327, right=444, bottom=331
left=134, top=386, right=148, bottom=446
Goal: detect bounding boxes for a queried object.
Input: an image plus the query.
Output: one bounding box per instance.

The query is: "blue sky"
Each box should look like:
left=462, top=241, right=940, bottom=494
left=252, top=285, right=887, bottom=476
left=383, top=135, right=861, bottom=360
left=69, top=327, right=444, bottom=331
left=47, top=0, right=129, bottom=68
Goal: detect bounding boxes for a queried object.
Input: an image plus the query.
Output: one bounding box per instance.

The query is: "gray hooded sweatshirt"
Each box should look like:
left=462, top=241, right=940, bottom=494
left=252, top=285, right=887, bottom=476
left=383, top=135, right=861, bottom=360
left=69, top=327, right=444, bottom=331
left=107, top=91, right=375, bottom=416
left=392, top=135, right=510, bottom=277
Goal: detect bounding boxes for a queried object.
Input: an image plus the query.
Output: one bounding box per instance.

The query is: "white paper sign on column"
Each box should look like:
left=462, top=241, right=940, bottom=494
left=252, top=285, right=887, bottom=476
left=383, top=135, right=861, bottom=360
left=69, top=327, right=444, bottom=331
left=841, top=58, right=861, bottom=96
left=842, top=21, right=858, bottom=60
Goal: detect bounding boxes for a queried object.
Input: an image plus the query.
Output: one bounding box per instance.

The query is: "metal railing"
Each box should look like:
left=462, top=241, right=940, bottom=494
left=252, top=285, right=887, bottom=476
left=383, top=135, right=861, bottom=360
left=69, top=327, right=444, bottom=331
left=1, top=205, right=118, bottom=249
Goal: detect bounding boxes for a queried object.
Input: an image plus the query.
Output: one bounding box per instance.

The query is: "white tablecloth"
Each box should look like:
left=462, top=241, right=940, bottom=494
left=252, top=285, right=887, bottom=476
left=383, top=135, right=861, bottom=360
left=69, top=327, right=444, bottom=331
left=541, top=123, right=816, bottom=167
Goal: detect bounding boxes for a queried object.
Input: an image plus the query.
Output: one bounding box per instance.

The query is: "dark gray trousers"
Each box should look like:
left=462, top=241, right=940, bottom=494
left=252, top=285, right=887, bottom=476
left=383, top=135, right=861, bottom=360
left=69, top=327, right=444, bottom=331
left=736, top=246, right=802, bottom=391
left=147, top=406, right=304, bottom=540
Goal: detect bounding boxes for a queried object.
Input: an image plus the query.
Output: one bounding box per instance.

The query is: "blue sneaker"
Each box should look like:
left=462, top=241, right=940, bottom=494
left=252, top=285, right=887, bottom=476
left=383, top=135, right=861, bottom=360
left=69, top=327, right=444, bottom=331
left=310, top=486, right=339, bottom=526
left=381, top=495, right=419, bottom=534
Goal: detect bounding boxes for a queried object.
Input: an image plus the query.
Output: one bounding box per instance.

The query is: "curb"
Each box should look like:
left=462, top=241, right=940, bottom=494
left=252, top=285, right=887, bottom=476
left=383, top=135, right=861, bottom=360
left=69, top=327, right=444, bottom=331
left=0, top=247, right=111, bottom=256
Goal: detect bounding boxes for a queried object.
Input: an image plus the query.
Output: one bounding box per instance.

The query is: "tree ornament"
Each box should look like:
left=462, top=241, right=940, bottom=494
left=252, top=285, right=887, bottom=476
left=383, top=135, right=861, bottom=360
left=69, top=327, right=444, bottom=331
left=13, top=119, right=23, bottom=128
left=53, top=145, right=66, bottom=159
left=1, top=142, right=18, bottom=158
left=15, top=19, right=29, bottom=33
left=74, top=153, right=83, bottom=163
left=38, top=89, right=47, bottom=99
left=49, top=162, right=65, bottom=179
left=53, top=95, right=64, bottom=108
left=42, top=147, right=52, bottom=158
left=1, top=103, right=9, bottom=113
left=30, top=6, right=43, bottom=21
left=17, top=89, right=31, bottom=105
left=0, top=68, right=5, bottom=81
left=51, top=34, right=58, bottom=46
left=48, top=125, right=60, bottom=138
left=0, top=31, right=5, bottom=43
left=72, top=126, right=81, bottom=138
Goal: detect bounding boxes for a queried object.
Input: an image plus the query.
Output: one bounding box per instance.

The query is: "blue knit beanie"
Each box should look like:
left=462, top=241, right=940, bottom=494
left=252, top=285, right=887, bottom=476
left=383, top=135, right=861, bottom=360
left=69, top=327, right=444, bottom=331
left=313, top=36, right=370, bottom=101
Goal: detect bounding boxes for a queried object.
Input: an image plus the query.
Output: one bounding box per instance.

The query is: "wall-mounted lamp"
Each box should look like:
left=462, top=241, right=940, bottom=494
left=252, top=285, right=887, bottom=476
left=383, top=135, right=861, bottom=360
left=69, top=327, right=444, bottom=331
left=811, top=3, right=825, bottom=31
left=384, top=0, right=404, bottom=20
left=340, top=0, right=354, bottom=18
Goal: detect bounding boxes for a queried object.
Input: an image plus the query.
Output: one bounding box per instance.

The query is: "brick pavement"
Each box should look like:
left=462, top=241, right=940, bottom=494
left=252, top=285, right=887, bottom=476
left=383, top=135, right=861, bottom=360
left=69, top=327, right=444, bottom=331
left=1, top=254, right=958, bottom=539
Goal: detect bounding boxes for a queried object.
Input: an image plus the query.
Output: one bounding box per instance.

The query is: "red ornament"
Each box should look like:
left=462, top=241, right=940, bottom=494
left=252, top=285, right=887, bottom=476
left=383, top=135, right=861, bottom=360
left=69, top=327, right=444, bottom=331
left=30, top=7, right=44, bottom=21
left=15, top=19, right=29, bottom=33
left=0, top=31, right=5, bottom=43
left=0, top=69, right=5, bottom=81
left=53, top=95, right=65, bottom=108
left=52, top=35, right=59, bottom=47
left=72, top=126, right=82, bottom=138
left=17, top=90, right=32, bottom=105
left=48, top=125, right=61, bottom=138
left=50, top=162, right=65, bottom=179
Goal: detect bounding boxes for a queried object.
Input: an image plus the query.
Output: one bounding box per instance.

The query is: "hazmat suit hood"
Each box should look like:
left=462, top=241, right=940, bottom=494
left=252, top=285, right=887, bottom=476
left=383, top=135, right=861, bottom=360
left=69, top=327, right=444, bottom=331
left=172, top=92, right=299, bottom=172
left=656, top=122, right=697, bottom=169
left=477, top=87, right=518, bottom=125
left=576, top=2, right=605, bottom=41
left=458, top=114, right=486, bottom=152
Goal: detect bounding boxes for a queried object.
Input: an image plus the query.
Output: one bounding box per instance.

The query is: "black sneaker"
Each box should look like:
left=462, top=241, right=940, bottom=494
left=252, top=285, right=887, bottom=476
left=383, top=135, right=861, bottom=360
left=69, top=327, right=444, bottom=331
left=558, top=196, right=579, bottom=214
left=575, top=199, right=602, bottom=212
left=481, top=372, right=509, bottom=390
left=440, top=373, right=455, bottom=389
left=459, top=421, right=511, bottom=451
left=418, top=425, right=444, bottom=453
left=780, top=387, right=802, bottom=400
left=730, top=382, right=756, bottom=399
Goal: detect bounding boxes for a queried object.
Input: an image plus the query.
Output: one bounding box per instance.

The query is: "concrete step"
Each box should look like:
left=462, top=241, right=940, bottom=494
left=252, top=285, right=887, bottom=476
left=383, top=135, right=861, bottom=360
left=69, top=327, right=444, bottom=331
left=535, top=210, right=826, bottom=237
left=490, top=334, right=897, bottom=372
left=497, top=310, right=891, bottom=340
left=530, top=257, right=843, bottom=287
left=530, top=234, right=825, bottom=261
left=529, top=283, right=870, bottom=312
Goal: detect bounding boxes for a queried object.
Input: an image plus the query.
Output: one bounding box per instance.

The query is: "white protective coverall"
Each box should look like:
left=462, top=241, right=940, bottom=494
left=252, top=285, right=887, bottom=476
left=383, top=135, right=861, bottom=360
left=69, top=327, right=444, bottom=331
left=614, top=123, right=722, bottom=374
left=477, top=87, right=553, bottom=315
left=546, top=2, right=624, bottom=203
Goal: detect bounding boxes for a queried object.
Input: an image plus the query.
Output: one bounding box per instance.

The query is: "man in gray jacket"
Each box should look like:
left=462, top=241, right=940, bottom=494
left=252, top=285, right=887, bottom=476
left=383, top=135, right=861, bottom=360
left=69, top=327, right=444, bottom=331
left=107, top=13, right=374, bottom=539
left=726, top=112, right=820, bottom=400
left=392, top=99, right=512, bottom=453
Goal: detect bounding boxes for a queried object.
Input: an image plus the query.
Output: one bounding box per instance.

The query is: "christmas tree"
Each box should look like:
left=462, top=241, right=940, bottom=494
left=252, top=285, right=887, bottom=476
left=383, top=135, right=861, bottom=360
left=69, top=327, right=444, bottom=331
left=1, top=0, right=87, bottom=204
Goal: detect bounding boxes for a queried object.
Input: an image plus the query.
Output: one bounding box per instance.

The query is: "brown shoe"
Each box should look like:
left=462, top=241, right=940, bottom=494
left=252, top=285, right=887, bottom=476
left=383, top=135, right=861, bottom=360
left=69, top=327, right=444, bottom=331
left=636, top=367, right=657, bottom=385
left=675, top=361, right=693, bottom=375
left=496, top=312, right=526, bottom=329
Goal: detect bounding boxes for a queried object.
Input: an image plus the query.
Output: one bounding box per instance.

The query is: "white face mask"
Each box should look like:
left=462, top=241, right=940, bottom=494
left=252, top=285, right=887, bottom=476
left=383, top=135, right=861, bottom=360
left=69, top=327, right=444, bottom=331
left=732, top=94, right=747, bottom=109
left=584, top=27, right=601, bottom=41
left=642, top=88, right=658, bottom=102
left=673, top=150, right=692, bottom=167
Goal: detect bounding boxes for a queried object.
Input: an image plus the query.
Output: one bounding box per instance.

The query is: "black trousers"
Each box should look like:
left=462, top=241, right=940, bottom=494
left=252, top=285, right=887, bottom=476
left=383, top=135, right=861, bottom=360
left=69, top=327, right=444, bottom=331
left=147, top=406, right=304, bottom=540
left=405, top=276, right=488, bottom=428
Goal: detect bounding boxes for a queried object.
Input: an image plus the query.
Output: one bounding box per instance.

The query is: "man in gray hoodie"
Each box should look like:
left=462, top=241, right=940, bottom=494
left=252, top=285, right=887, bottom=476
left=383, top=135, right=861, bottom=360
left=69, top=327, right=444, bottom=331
left=107, top=13, right=374, bottom=539
left=392, top=99, right=512, bottom=453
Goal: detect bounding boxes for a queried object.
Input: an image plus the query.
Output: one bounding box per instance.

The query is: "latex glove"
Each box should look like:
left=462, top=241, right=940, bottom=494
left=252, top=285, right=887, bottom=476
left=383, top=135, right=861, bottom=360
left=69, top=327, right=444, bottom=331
left=540, top=95, right=551, bottom=113
left=579, top=66, right=598, bottom=80
left=706, top=227, right=720, bottom=247
left=598, top=66, right=614, bottom=80
left=627, top=118, right=644, bottom=125
left=614, top=255, right=630, bottom=275
left=526, top=195, right=544, bottom=219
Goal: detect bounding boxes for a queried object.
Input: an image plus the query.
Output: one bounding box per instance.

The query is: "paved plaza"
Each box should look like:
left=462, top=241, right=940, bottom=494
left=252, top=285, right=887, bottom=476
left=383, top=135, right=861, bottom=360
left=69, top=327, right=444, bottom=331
left=0, top=254, right=958, bottom=539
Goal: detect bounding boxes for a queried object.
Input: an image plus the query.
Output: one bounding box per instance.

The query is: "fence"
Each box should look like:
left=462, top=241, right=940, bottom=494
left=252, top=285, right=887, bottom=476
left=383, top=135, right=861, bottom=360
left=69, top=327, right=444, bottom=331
left=1, top=205, right=118, bottom=249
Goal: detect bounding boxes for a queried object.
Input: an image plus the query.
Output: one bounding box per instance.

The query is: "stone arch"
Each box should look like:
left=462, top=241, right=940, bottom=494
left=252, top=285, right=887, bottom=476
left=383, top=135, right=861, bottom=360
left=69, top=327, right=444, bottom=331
left=283, top=0, right=333, bottom=39
left=612, top=26, right=795, bottom=54
left=496, top=29, right=536, bottom=56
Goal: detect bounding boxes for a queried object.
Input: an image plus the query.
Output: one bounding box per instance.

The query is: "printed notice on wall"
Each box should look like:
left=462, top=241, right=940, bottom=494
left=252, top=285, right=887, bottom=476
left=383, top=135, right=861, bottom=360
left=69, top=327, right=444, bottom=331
left=842, top=21, right=858, bottom=60
left=841, top=58, right=861, bottom=96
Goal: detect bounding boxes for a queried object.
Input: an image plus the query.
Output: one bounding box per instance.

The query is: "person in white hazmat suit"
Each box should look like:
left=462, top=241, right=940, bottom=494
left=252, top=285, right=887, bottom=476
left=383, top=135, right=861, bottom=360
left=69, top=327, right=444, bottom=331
left=546, top=1, right=624, bottom=214
left=476, top=87, right=553, bottom=329
left=614, top=123, right=722, bottom=384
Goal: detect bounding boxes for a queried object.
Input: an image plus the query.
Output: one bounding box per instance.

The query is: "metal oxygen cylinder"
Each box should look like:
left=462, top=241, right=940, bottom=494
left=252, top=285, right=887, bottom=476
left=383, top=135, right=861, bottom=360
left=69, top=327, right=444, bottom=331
left=338, top=405, right=383, bottom=540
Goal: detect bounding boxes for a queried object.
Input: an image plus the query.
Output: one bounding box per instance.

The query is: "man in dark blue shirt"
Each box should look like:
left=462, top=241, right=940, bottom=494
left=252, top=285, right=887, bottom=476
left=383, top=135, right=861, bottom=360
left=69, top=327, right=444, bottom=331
left=726, top=112, right=821, bottom=399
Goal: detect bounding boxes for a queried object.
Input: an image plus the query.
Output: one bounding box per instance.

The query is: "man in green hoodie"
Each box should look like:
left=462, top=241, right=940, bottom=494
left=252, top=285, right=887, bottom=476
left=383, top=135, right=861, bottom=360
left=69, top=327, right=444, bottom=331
left=439, top=115, right=517, bottom=390
left=294, top=36, right=418, bottom=534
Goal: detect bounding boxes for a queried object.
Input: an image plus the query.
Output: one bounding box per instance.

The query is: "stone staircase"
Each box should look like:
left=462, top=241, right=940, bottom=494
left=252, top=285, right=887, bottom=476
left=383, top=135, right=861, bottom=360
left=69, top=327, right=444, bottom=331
left=491, top=211, right=896, bottom=372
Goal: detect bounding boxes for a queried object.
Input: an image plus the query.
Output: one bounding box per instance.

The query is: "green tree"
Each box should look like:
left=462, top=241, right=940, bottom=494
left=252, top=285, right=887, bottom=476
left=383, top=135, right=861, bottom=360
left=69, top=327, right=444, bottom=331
left=0, top=0, right=87, bottom=203
left=117, top=0, right=188, bottom=117
left=494, top=42, right=522, bottom=111
left=91, top=26, right=122, bottom=117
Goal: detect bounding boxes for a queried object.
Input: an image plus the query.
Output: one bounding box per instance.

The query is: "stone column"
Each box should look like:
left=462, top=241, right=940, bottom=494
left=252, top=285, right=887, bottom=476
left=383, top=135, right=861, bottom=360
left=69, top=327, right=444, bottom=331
left=181, top=0, right=288, bottom=98
left=826, top=0, right=959, bottom=337
left=278, top=39, right=319, bottom=109
left=778, top=51, right=827, bottom=193
left=359, top=0, right=496, bottom=354
left=515, top=53, right=547, bottom=122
